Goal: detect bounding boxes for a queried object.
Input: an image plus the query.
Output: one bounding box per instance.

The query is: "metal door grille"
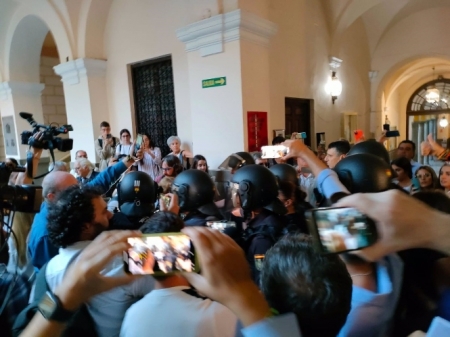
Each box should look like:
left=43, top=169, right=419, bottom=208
left=132, top=57, right=177, bottom=157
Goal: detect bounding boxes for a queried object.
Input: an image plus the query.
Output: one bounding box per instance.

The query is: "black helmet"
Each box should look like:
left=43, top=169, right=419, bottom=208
left=231, top=165, right=286, bottom=215
left=172, top=169, right=219, bottom=216
left=118, top=171, right=157, bottom=219
left=219, top=151, right=255, bottom=171
left=269, top=164, right=299, bottom=186
left=347, top=140, right=390, bottom=164
left=334, top=153, right=393, bottom=193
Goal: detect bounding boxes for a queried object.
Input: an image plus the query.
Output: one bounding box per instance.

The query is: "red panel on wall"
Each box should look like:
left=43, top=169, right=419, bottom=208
left=247, top=111, right=268, bottom=152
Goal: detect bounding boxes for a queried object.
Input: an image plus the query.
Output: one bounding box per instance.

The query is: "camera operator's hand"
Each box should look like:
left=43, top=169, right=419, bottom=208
left=30, top=131, right=45, bottom=155
left=378, top=130, right=388, bottom=144
left=336, top=190, right=450, bottom=260
left=20, top=230, right=141, bottom=337
left=181, top=227, right=271, bottom=327
left=54, top=230, right=141, bottom=311
left=159, top=193, right=179, bottom=214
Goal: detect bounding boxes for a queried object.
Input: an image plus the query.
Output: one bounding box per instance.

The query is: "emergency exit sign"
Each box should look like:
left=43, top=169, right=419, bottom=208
left=202, top=77, right=226, bottom=88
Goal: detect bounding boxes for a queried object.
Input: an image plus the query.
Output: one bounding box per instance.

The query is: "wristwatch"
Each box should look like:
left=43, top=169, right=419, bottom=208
left=38, top=291, right=76, bottom=322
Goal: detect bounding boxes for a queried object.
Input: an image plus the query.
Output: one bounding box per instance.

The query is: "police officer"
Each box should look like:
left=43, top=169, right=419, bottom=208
left=231, top=164, right=287, bottom=283
left=270, top=164, right=310, bottom=234
left=116, top=171, right=158, bottom=228
left=172, top=169, right=222, bottom=226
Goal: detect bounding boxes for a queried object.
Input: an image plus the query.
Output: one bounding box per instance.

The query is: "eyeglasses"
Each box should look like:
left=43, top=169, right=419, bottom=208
left=162, top=167, right=173, bottom=172
left=74, top=167, right=81, bottom=171
left=416, top=173, right=431, bottom=179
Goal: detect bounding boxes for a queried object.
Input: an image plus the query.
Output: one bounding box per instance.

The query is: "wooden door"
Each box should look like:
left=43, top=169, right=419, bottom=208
left=285, top=97, right=312, bottom=146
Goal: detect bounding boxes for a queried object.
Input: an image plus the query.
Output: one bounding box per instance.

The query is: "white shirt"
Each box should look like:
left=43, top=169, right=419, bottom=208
left=120, top=286, right=238, bottom=337
left=46, top=241, right=155, bottom=337
left=299, top=173, right=316, bottom=204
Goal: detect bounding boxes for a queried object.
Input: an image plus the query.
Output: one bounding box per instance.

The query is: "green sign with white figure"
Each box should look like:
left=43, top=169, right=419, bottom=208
left=202, top=77, right=226, bottom=88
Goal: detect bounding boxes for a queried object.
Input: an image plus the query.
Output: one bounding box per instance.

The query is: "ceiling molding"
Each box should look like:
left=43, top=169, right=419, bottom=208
left=176, top=9, right=278, bottom=57
left=54, top=58, right=107, bottom=85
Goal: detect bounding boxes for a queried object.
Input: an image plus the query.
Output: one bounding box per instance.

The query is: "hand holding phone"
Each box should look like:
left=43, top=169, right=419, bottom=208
left=307, top=207, right=378, bottom=254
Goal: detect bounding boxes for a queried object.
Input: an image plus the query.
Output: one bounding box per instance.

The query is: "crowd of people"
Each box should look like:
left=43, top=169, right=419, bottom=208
left=1, top=121, right=450, bottom=337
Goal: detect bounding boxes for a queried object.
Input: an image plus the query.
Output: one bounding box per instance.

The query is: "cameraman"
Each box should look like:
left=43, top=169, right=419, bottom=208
left=28, top=152, right=141, bottom=271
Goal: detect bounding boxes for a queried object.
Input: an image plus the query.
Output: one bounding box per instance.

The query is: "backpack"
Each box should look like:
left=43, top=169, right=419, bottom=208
left=12, top=261, right=98, bottom=337
left=98, top=138, right=117, bottom=148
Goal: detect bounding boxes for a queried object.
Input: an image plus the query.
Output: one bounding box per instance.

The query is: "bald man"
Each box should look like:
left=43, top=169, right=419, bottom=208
left=28, top=155, right=139, bottom=271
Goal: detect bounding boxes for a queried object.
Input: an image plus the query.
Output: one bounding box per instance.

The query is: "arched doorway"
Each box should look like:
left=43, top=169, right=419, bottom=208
left=406, top=77, right=450, bottom=164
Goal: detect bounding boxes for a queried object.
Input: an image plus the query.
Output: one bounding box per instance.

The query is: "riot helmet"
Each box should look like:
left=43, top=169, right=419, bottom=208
left=172, top=169, right=219, bottom=216
left=347, top=139, right=390, bottom=164
left=334, top=153, right=393, bottom=193
left=118, top=171, right=157, bottom=219
left=219, top=151, right=255, bottom=173
left=269, top=163, right=299, bottom=186
left=231, top=165, right=286, bottom=215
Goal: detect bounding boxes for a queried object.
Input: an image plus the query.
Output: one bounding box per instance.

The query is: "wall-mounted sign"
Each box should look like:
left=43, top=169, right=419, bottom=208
left=202, top=77, right=226, bottom=88
left=247, top=111, right=268, bottom=152
left=2, top=116, right=18, bottom=156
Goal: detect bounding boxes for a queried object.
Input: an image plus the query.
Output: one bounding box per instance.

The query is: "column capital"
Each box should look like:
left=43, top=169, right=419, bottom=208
left=54, top=58, right=107, bottom=85
left=0, top=81, right=45, bottom=101
left=177, top=9, right=277, bottom=56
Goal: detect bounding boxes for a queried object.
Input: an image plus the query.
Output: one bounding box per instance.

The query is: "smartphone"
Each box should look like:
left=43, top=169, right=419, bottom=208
left=206, top=220, right=236, bottom=232
left=123, top=233, right=198, bottom=275
left=261, top=145, right=289, bottom=159
left=306, top=207, right=378, bottom=254
left=135, top=133, right=143, bottom=148
left=385, top=130, right=400, bottom=137
left=295, top=132, right=307, bottom=139
left=106, top=134, right=112, bottom=139
left=383, top=124, right=390, bottom=131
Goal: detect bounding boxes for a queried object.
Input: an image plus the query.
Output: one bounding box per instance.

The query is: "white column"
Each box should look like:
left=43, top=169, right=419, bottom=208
left=0, top=81, right=45, bottom=160
left=54, top=58, right=108, bottom=162
left=177, top=9, right=277, bottom=167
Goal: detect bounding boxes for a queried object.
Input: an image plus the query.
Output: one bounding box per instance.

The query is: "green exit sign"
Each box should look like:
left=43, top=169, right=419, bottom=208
left=202, top=77, right=226, bottom=88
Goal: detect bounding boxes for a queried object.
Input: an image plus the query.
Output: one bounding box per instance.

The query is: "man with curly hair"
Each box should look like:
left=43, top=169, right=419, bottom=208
left=28, top=155, right=139, bottom=271
left=44, top=185, right=154, bottom=337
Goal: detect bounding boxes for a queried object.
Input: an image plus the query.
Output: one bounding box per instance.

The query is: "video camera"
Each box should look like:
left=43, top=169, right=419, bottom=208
left=0, top=161, right=42, bottom=213
left=20, top=112, right=73, bottom=151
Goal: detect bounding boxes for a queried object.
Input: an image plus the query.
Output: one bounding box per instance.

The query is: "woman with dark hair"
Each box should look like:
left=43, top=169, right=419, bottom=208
left=131, top=133, right=162, bottom=180
left=116, top=129, right=133, bottom=156
left=155, top=155, right=182, bottom=184
left=391, top=157, right=415, bottom=193
left=192, top=155, right=208, bottom=173
left=415, top=165, right=439, bottom=191
left=439, top=163, right=450, bottom=196
left=278, top=180, right=308, bottom=234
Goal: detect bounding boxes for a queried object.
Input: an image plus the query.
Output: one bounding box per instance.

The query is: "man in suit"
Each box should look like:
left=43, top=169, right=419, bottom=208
left=75, top=158, right=99, bottom=185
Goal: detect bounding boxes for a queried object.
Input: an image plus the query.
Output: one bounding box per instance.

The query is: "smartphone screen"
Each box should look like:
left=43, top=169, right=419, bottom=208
left=261, top=145, right=288, bottom=159
left=307, top=207, right=378, bottom=254
left=124, top=233, right=197, bottom=275
left=135, top=134, right=143, bottom=149
left=295, top=132, right=307, bottom=139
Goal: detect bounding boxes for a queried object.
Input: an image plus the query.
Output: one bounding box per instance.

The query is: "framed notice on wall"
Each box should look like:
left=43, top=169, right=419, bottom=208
left=2, top=116, right=18, bottom=156
left=247, top=111, right=268, bottom=152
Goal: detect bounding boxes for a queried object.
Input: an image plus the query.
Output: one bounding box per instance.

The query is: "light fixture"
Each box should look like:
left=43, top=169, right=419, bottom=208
left=425, top=67, right=440, bottom=103
left=325, top=57, right=343, bottom=104
left=440, top=115, right=448, bottom=128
